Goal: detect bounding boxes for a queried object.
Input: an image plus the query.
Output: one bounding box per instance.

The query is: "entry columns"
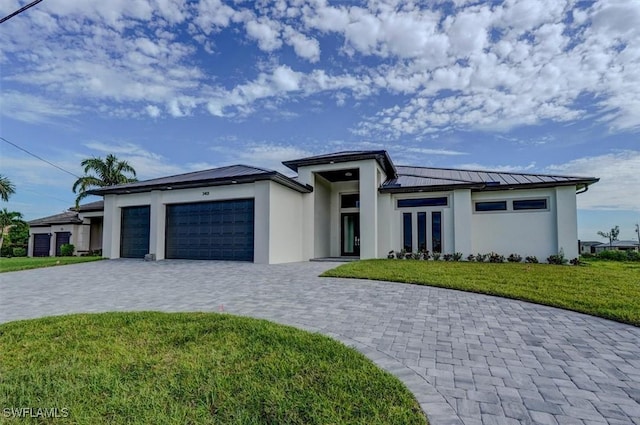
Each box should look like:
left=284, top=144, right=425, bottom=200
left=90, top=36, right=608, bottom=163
left=359, top=162, right=379, bottom=259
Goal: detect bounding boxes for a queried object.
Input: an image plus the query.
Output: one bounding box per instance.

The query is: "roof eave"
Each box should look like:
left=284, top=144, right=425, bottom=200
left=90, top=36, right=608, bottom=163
left=379, top=179, right=599, bottom=194
left=283, top=150, right=397, bottom=178
left=88, top=172, right=312, bottom=196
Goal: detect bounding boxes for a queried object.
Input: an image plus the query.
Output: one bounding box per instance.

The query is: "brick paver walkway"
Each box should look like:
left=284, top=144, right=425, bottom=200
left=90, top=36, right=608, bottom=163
left=1, top=260, right=639, bottom=425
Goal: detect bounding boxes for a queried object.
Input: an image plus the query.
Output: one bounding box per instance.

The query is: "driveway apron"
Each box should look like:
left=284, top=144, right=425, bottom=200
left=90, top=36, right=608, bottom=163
left=1, top=260, right=639, bottom=425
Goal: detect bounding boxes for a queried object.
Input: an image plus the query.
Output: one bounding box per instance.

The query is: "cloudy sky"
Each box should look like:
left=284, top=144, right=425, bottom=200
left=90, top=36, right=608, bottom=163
left=1, top=0, right=638, bottom=241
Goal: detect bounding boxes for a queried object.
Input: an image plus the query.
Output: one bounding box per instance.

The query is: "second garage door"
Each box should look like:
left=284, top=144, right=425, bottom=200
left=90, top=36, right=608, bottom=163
left=165, top=199, right=254, bottom=261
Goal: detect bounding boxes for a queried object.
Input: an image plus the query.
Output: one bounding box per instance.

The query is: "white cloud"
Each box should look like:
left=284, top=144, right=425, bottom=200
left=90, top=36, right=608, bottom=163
left=2, top=0, right=640, bottom=137
left=245, top=17, right=282, bottom=51
left=0, top=91, right=80, bottom=123
left=546, top=150, right=640, bottom=211
left=145, top=104, right=161, bottom=118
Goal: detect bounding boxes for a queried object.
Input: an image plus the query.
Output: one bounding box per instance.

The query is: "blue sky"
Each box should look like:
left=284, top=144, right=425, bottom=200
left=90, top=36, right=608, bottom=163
left=1, top=0, right=638, bottom=241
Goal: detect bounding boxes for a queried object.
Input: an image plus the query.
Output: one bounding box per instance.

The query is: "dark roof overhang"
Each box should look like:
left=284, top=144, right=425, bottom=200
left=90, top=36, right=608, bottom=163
left=283, top=150, right=398, bottom=179
left=88, top=171, right=312, bottom=196
left=379, top=178, right=599, bottom=194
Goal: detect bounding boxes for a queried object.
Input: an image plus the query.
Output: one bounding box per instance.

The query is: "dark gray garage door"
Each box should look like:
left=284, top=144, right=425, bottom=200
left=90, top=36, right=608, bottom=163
left=33, top=234, right=51, bottom=257
left=120, top=206, right=150, bottom=258
left=55, top=232, right=71, bottom=256
left=165, top=199, right=254, bottom=261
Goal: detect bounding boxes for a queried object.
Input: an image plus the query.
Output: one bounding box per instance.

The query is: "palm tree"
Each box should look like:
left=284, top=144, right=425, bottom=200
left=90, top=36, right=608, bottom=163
left=0, top=174, right=16, bottom=202
left=72, top=154, right=137, bottom=206
left=0, top=208, right=24, bottom=250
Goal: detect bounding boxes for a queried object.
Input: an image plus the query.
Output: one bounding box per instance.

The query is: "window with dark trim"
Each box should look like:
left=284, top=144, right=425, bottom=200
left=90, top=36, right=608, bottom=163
left=417, top=212, right=427, bottom=252
left=432, top=211, right=442, bottom=253
left=397, top=197, right=448, bottom=208
left=475, top=201, right=507, bottom=212
left=403, top=213, right=412, bottom=252
left=341, top=194, right=359, bottom=209
left=513, top=199, right=547, bottom=210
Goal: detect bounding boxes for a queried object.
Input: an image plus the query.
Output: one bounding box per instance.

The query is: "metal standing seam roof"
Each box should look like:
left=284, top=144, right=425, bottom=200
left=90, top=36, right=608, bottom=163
left=381, top=165, right=599, bottom=192
left=87, top=164, right=312, bottom=195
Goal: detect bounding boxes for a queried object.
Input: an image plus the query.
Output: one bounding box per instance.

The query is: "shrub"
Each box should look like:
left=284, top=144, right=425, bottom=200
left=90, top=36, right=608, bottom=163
left=442, top=253, right=453, bottom=261
left=420, top=250, right=431, bottom=260
left=547, top=249, right=568, bottom=265
left=475, top=253, right=487, bottom=262
left=60, top=243, right=75, bottom=257
left=387, top=250, right=395, bottom=259
left=395, top=250, right=404, bottom=259
left=411, top=252, right=421, bottom=260
left=404, top=251, right=413, bottom=260
left=569, top=258, right=581, bottom=266
left=466, top=254, right=476, bottom=262
left=452, top=252, right=463, bottom=262
left=488, top=252, right=505, bottom=263
left=507, top=253, right=523, bottom=263
left=627, top=250, right=640, bottom=262
left=525, top=256, right=539, bottom=263
left=432, top=252, right=441, bottom=261
left=12, top=247, right=27, bottom=257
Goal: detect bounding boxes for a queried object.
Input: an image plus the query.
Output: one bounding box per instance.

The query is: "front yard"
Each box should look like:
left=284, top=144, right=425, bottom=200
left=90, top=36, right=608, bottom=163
left=322, top=260, right=640, bottom=326
left=0, top=312, right=426, bottom=425
left=0, top=256, right=103, bottom=273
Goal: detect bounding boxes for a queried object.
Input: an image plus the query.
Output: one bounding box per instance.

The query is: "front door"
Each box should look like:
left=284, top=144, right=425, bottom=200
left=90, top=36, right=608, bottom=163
left=341, top=213, right=360, bottom=256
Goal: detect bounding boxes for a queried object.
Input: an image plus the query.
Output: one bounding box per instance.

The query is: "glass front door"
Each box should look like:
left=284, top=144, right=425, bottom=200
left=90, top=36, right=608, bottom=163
left=341, top=213, right=360, bottom=256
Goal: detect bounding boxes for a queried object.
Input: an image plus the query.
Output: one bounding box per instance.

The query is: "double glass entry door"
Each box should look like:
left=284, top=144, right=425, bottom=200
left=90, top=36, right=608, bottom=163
left=341, top=213, right=360, bottom=256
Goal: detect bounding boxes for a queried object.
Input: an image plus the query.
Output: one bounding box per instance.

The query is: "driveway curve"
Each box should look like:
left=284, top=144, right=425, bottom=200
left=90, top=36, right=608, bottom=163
left=1, top=260, right=639, bottom=425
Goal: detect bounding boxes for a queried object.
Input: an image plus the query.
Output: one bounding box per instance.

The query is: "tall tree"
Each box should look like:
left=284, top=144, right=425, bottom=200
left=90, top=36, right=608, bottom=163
left=597, top=225, right=620, bottom=249
left=72, top=154, right=137, bottom=206
left=0, top=208, right=24, bottom=250
left=0, top=174, right=16, bottom=202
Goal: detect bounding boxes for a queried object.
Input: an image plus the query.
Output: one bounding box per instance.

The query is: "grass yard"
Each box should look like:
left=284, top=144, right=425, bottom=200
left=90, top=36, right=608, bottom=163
left=0, top=256, right=103, bottom=273
left=322, top=260, right=640, bottom=326
left=0, top=312, right=426, bottom=425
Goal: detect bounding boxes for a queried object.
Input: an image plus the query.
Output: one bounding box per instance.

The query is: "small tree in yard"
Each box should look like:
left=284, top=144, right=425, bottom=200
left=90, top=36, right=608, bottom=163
left=597, top=225, right=620, bottom=249
left=636, top=224, right=640, bottom=247
left=0, top=208, right=25, bottom=251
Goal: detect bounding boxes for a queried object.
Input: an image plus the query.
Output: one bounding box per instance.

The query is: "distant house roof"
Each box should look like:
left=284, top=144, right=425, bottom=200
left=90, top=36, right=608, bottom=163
left=72, top=200, right=104, bottom=212
left=29, top=201, right=105, bottom=227
left=28, top=211, right=82, bottom=227
left=283, top=150, right=397, bottom=178
left=580, top=241, right=601, bottom=246
left=88, top=164, right=312, bottom=195
left=595, top=240, right=640, bottom=248
left=380, top=165, right=599, bottom=193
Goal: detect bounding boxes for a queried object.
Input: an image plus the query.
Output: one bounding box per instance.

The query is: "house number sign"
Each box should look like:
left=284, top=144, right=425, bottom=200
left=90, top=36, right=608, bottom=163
left=202, top=191, right=210, bottom=196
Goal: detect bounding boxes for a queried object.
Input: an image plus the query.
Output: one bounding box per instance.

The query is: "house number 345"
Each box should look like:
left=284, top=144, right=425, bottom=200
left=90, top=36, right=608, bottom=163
left=202, top=191, right=210, bottom=196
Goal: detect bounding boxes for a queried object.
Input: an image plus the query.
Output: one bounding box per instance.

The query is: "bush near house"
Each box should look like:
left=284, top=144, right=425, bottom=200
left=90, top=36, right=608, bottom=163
left=11, top=247, right=26, bottom=257
left=60, top=243, right=75, bottom=257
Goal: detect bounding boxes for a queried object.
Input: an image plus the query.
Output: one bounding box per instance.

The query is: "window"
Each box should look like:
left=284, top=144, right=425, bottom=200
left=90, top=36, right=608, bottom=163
left=432, top=212, right=442, bottom=253
left=341, top=194, right=359, bottom=209
left=475, top=201, right=507, bottom=212
left=417, top=212, right=427, bottom=252
left=513, top=199, right=547, bottom=210
left=403, top=213, right=412, bottom=251
left=397, top=197, right=448, bottom=208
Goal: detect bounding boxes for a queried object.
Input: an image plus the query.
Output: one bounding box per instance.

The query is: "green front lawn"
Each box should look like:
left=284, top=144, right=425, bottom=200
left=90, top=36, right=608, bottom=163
left=0, top=312, right=426, bottom=425
left=322, top=260, right=640, bottom=326
left=0, top=256, right=103, bottom=273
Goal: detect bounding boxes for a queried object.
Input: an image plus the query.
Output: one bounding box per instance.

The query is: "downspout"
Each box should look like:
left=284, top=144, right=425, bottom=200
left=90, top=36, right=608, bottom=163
left=576, top=185, right=589, bottom=195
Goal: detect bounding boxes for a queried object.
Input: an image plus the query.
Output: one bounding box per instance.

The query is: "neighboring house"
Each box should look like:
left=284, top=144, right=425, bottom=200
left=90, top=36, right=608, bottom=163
left=579, top=241, right=601, bottom=255
left=28, top=201, right=104, bottom=257
left=85, top=150, right=598, bottom=264
left=594, top=240, right=640, bottom=253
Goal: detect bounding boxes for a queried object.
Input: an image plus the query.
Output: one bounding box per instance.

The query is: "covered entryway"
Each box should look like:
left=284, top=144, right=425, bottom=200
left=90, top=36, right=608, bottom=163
left=55, top=232, right=71, bottom=256
left=165, top=199, right=254, bottom=261
left=120, top=206, right=150, bottom=258
left=33, top=234, right=51, bottom=257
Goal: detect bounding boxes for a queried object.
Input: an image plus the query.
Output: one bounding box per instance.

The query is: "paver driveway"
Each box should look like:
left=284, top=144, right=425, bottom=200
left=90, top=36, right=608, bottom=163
left=1, top=260, right=639, bottom=425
